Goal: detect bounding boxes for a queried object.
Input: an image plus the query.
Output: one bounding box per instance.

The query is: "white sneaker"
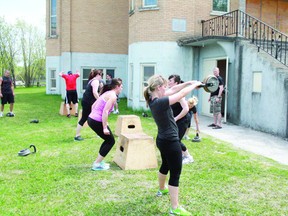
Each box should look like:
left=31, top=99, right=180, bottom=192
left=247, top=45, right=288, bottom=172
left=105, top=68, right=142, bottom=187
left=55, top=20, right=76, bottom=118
left=183, top=135, right=190, bottom=140
left=113, top=110, right=119, bottom=114
left=182, top=155, right=194, bottom=164
left=91, top=161, right=110, bottom=171
left=0, top=112, right=3, bottom=117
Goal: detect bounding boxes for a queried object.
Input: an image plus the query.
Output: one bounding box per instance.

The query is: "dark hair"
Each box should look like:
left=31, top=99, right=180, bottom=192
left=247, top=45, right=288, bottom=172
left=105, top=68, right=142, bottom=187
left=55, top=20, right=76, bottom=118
left=100, top=78, right=122, bottom=95
left=168, top=74, right=181, bottom=84
left=106, top=73, right=113, bottom=79
left=88, top=69, right=102, bottom=81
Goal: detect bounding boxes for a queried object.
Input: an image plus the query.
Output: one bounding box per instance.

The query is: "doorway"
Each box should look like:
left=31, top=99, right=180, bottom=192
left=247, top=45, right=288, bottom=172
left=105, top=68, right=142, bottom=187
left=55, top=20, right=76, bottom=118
left=201, top=58, right=228, bottom=122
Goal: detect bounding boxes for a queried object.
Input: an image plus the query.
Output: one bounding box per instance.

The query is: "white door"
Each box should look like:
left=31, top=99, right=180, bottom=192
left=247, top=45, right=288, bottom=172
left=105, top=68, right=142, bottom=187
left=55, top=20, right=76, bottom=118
left=201, top=59, right=217, bottom=117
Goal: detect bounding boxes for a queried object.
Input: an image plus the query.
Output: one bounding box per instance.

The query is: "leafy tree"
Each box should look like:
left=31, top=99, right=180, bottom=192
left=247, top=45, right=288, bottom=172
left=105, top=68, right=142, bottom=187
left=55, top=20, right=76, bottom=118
left=0, top=17, right=19, bottom=85
left=16, top=20, right=45, bottom=87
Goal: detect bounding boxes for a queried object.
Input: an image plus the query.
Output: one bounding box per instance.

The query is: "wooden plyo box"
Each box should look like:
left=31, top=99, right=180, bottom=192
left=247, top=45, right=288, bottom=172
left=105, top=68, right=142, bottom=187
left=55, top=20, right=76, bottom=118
left=115, top=115, right=143, bottom=136
left=59, top=102, right=76, bottom=116
left=78, top=109, right=88, bottom=127
left=113, top=133, right=158, bottom=170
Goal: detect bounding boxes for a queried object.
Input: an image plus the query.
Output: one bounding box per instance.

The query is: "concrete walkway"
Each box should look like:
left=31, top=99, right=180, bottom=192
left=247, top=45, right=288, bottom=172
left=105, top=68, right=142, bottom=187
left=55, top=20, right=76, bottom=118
left=192, top=115, right=288, bottom=166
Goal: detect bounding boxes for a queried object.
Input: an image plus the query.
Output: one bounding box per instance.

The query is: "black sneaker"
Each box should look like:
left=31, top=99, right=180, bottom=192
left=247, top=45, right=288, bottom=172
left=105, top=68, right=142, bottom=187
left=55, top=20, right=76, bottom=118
left=75, top=113, right=78, bottom=117
left=74, top=136, right=84, bottom=141
left=67, top=114, right=71, bottom=118
left=7, top=112, right=15, bottom=117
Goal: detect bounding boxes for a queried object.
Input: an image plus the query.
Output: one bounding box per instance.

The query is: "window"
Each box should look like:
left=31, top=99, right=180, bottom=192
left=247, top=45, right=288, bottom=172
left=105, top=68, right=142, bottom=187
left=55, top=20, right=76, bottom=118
left=81, top=67, right=114, bottom=91
left=143, top=0, right=157, bottom=7
left=129, top=0, right=135, bottom=14
left=252, top=71, right=262, bottom=93
left=50, top=0, right=57, bottom=36
left=141, top=64, right=155, bottom=100
left=213, top=0, right=229, bottom=13
left=129, top=64, right=134, bottom=100
left=49, top=69, right=56, bottom=90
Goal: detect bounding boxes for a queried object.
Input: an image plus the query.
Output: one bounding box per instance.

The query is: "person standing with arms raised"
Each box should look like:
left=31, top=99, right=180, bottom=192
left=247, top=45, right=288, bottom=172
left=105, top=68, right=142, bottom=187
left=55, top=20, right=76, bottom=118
left=59, top=70, right=80, bottom=118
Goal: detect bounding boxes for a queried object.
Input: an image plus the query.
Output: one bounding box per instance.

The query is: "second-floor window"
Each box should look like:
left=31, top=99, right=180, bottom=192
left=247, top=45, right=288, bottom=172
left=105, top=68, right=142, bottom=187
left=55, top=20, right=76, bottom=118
left=143, top=0, right=157, bottom=7
left=213, top=0, right=228, bottom=13
left=50, top=0, right=57, bottom=36
left=130, top=0, right=135, bottom=12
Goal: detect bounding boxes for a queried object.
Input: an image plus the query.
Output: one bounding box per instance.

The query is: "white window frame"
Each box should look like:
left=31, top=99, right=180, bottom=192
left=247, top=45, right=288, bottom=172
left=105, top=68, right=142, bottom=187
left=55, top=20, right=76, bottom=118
left=49, top=68, right=57, bottom=90
left=81, top=67, right=115, bottom=92
left=211, top=0, right=230, bottom=15
left=143, top=0, right=157, bottom=7
left=140, top=63, right=156, bottom=100
left=50, top=0, right=57, bottom=37
left=129, top=64, right=134, bottom=100
left=129, top=0, right=135, bottom=14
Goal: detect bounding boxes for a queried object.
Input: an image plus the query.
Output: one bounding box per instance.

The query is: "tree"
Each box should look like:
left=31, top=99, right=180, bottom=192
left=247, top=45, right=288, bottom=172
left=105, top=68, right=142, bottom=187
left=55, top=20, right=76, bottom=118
left=0, top=17, right=19, bottom=85
left=16, top=20, right=46, bottom=87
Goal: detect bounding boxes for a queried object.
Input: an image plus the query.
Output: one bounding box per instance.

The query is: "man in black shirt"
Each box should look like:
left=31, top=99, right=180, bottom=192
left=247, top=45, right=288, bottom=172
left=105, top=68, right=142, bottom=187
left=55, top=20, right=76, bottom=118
left=208, top=67, right=224, bottom=129
left=0, top=70, right=15, bottom=117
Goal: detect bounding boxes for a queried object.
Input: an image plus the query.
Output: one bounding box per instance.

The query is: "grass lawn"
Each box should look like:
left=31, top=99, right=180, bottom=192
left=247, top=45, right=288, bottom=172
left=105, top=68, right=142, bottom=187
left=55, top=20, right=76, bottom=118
left=1, top=87, right=288, bottom=216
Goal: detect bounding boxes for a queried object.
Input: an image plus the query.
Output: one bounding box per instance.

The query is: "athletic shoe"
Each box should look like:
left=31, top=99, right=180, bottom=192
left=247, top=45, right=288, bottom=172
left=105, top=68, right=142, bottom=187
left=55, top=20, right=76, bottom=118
left=75, top=113, right=78, bottom=117
left=91, top=161, right=110, bottom=171
left=113, top=110, right=119, bottom=114
left=208, top=123, right=216, bottom=127
left=183, top=135, right=190, bottom=140
left=156, top=188, right=169, bottom=197
left=74, top=136, right=84, bottom=141
left=6, top=112, right=14, bottom=117
left=192, top=136, right=201, bottom=142
left=182, top=155, right=194, bottom=164
left=169, top=206, right=191, bottom=215
left=0, top=112, right=3, bottom=117
left=67, top=114, right=71, bottom=118
left=212, top=125, right=222, bottom=129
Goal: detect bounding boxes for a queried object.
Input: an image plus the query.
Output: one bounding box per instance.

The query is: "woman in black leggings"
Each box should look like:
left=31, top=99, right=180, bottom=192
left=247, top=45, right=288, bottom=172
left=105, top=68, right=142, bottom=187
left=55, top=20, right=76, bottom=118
left=74, top=69, right=103, bottom=141
left=144, top=74, right=201, bottom=215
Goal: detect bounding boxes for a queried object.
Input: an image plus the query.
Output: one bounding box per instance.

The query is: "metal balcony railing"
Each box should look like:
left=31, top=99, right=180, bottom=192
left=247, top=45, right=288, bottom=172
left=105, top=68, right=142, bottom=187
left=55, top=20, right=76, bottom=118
left=202, top=10, right=288, bottom=67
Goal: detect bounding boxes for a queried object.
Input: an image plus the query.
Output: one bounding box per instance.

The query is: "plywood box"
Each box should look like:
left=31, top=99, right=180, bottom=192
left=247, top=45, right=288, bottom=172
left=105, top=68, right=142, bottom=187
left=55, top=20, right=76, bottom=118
left=115, top=115, right=143, bottom=136
left=113, top=133, right=158, bottom=170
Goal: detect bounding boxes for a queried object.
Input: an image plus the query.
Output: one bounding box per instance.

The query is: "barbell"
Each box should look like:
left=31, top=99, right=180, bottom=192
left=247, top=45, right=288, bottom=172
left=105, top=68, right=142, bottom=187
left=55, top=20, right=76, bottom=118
left=199, top=75, right=219, bottom=93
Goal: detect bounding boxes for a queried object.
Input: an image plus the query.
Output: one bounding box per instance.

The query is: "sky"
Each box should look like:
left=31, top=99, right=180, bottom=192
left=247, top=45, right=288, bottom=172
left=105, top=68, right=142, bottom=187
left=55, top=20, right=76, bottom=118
left=0, top=0, right=46, bottom=33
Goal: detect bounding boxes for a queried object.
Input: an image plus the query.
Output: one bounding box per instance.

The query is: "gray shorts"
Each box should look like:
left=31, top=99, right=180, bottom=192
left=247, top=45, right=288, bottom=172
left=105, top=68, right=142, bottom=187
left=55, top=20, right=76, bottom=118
left=210, top=96, right=222, bottom=115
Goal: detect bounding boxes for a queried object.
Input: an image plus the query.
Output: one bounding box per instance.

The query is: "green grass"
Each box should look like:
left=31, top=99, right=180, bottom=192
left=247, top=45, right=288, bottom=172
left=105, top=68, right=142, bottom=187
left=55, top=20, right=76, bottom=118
left=1, top=87, right=288, bottom=215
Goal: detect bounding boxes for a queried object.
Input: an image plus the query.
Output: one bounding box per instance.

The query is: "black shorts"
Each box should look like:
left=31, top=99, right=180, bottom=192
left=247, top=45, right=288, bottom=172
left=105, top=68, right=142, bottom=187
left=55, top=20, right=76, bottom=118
left=1, top=92, right=14, bottom=105
left=65, top=90, right=78, bottom=104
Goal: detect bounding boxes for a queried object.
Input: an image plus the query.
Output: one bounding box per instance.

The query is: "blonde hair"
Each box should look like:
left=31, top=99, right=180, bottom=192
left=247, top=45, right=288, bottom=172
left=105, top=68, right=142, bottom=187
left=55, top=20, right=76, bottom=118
left=143, top=74, right=167, bottom=107
left=187, top=96, right=198, bottom=107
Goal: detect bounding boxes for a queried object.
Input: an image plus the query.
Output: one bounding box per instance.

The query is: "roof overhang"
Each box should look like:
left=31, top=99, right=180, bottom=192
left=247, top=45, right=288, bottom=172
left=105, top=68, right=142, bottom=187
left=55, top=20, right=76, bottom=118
left=177, top=36, right=236, bottom=47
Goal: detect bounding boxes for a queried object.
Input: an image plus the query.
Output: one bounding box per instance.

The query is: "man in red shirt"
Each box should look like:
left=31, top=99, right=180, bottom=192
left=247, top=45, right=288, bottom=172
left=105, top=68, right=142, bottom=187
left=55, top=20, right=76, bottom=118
left=59, top=70, right=80, bottom=117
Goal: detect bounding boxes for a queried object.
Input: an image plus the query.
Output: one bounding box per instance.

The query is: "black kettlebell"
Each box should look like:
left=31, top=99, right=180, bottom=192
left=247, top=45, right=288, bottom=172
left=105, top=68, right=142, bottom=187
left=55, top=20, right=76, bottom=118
left=18, top=145, right=37, bottom=156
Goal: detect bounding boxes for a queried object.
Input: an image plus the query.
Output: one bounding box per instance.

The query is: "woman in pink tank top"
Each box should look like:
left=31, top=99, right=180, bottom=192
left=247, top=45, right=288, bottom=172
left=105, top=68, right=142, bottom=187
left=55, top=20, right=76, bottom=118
left=88, top=78, right=123, bottom=171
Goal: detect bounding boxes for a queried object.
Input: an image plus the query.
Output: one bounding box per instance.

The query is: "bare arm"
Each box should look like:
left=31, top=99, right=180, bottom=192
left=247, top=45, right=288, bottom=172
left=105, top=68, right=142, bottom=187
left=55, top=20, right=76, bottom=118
left=165, top=81, right=197, bottom=96
left=169, top=81, right=202, bottom=106
left=218, top=85, right=224, bottom=97
left=174, top=97, right=189, bottom=122
left=102, top=94, right=117, bottom=135
left=91, top=79, right=100, bottom=100
left=59, top=71, right=64, bottom=77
